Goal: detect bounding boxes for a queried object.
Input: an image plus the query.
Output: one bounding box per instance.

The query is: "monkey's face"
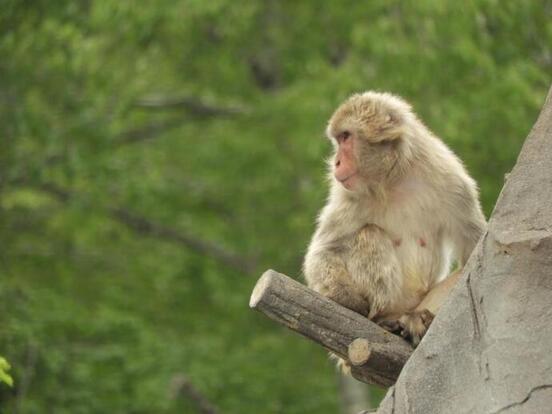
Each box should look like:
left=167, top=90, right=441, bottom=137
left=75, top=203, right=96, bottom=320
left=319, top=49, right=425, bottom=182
left=331, top=130, right=359, bottom=190
left=327, top=93, right=407, bottom=192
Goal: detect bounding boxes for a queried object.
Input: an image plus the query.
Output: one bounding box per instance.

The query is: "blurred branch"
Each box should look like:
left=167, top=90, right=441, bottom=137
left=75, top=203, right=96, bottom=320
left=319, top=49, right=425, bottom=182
left=33, top=182, right=71, bottom=202
left=337, top=372, right=373, bottom=414
left=248, top=0, right=282, bottom=91
left=6, top=97, right=245, bottom=163
left=134, top=95, right=247, bottom=117
left=328, top=40, right=349, bottom=67
left=180, top=183, right=237, bottom=221
left=13, top=180, right=256, bottom=274
left=14, top=343, right=38, bottom=414
left=169, top=374, right=221, bottom=414
left=248, top=55, right=281, bottom=91
left=115, top=118, right=186, bottom=146
left=110, top=207, right=256, bottom=274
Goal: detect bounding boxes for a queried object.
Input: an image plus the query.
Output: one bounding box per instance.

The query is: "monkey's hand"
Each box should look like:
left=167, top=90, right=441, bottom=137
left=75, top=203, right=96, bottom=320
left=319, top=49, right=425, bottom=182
left=379, top=309, right=434, bottom=347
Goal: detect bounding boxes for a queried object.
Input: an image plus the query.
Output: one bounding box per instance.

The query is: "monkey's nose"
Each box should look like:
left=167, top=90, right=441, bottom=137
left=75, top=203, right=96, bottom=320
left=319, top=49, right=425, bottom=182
left=335, top=160, right=341, bottom=167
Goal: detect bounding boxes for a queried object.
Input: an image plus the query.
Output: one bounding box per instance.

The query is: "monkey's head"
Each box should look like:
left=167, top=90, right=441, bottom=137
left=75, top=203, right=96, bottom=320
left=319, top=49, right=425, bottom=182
left=326, top=91, right=414, bottom=192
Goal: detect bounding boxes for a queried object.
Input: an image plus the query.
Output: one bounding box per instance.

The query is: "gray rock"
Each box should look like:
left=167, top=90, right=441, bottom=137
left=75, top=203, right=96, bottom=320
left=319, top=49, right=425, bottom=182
left=377, top=86, right=552, bottom=414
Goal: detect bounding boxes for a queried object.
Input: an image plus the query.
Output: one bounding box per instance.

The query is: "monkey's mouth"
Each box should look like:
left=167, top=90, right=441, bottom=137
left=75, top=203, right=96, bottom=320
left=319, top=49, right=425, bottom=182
left=337, top=172, right=358, bottom=184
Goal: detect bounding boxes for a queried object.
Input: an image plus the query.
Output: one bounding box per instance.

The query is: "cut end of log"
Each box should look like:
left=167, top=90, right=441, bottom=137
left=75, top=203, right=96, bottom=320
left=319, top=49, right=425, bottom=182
left=249, top=269, right=278, bottom=308
left=349, top=338, right=372, bottom=366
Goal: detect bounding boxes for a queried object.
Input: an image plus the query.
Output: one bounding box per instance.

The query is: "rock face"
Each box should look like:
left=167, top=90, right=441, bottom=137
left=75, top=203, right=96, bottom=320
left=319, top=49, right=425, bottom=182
left=377, top=86, right=552, bottom=414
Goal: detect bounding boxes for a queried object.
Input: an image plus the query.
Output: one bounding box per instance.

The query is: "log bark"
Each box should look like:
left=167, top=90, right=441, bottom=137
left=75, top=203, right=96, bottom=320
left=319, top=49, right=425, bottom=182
left=250, top=269, right=413, bottom=387
left=376, top=85, right=552, bottom=413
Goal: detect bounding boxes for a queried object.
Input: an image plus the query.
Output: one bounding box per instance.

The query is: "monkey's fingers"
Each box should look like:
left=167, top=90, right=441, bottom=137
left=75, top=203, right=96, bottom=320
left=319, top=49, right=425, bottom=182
left=419, top=309, right=434, bottom=328
left=397, top=319, right=413, bottom=341
left=397, top=309, right=435, bottom=347
left=378, top=319, right=402, bottom=335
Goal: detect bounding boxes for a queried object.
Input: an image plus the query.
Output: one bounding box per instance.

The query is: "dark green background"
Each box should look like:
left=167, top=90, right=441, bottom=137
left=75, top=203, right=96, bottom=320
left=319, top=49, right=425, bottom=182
left=1, top=1, right=551, bottom=412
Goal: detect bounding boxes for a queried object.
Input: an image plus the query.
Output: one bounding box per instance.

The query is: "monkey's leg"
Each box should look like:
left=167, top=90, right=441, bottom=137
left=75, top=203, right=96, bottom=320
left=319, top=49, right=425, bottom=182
left=305, top=225, right=403, bottom=373
left=416, top=268, right=462, bottom=315
left=304, top=248, right=372, bottom=375
left=347, top=224, right=404, bottom=320
left=304, top=251, right=371, bottom=316
left=392, top=269, right=463, bottom=346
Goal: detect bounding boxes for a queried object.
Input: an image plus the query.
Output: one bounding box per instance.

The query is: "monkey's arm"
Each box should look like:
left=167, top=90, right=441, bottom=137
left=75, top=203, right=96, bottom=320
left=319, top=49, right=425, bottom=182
left=304, top=241, right=371, bottom=316
left=304, top=223, right=404, bottom=318
left=415, top=268, right=462, bottom=314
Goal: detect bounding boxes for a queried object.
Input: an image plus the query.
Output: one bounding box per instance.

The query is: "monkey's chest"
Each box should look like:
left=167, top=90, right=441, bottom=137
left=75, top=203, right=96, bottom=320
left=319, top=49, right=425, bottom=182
left=382, top=209, right=450, bottom=288
left=394, top=236, right=444, bottom=285
left=378, top=199, right=450, bottom=287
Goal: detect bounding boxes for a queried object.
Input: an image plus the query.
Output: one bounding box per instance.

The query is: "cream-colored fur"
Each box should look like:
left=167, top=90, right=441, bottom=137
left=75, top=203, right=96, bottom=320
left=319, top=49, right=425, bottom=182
left=304, top=92, right=485, bottom=347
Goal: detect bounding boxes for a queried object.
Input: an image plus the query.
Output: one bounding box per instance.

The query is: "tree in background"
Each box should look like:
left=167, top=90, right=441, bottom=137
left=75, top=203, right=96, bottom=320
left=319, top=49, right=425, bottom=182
left=1, top=1, right=550, bottom=412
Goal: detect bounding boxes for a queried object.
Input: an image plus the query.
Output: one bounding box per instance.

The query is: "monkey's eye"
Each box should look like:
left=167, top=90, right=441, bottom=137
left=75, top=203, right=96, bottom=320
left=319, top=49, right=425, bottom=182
left=338, top=131, right=351, bottom=142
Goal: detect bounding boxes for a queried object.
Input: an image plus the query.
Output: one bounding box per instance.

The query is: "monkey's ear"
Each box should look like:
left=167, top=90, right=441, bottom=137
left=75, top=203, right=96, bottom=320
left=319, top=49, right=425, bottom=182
left=372, top=109, right=406, bottom=143
left=383, top=103, right=408, bottom=127
left=384, top=111, right=399, bottom=125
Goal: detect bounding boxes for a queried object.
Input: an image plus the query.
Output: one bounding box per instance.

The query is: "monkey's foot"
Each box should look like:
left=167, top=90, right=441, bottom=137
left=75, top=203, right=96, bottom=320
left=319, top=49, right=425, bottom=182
left=378, top=309, right=434, bottom=347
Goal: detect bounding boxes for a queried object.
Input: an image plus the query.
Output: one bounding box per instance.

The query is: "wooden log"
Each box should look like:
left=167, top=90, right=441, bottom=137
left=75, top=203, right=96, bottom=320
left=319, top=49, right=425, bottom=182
left=249, top=269, right=413, bottom=387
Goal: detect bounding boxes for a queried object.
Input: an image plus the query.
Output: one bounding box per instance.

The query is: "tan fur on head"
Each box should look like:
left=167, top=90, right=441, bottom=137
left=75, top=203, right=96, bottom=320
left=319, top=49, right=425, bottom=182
left=326, top=92, right=414, bottom=144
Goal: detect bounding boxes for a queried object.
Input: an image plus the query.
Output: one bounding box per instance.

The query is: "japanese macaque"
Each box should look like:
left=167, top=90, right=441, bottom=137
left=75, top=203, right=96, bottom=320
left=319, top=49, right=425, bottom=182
left=303, top=92, right=486, bottom=355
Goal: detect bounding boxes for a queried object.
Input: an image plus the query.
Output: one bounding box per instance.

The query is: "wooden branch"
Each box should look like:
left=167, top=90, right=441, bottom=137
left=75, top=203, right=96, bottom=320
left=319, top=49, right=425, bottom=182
left=116, top=118, right=186, bottom=146
left=249, top=269, right=413, bottom=387
left=169, top=374, right=220, bottom=414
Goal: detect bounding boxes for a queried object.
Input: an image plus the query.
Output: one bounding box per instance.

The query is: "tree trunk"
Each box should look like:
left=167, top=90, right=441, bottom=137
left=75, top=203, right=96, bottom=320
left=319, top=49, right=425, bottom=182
left=377, top=85, right=552, bottom=413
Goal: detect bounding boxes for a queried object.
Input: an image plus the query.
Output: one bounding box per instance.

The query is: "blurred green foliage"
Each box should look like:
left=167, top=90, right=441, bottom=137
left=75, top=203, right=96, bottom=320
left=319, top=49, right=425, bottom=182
left=0, top=358, right=13, bottom=388
left=0, top=0, right=550, bottom=412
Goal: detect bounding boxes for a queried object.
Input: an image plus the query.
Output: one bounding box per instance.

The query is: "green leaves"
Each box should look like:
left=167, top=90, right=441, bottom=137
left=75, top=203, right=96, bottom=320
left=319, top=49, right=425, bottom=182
left=0, top=357, right=13, bottom=387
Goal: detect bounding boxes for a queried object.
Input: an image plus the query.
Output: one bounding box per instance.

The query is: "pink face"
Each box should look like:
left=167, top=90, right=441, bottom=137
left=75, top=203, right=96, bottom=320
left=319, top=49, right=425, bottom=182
left=333, top=131, right=359, bottom=190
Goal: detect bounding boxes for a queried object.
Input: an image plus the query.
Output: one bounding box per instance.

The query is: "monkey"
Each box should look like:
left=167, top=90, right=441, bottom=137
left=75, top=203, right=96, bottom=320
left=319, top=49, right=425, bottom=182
left=303, top=91, right=486, bottom=355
